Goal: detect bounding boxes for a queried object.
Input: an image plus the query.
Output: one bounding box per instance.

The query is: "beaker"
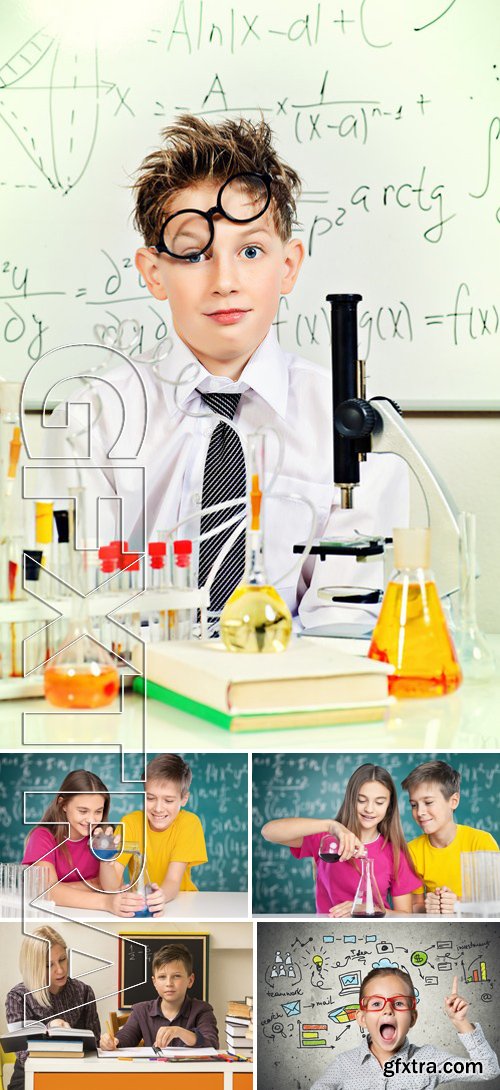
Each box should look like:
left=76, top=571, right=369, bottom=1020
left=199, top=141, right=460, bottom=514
left=220, top=433, right=292, bottom=653
left=318, top=833, right=341, bottom=863
left=351, top=857, right=386, bottom=918
left=368, top=527, right=462, bottom=698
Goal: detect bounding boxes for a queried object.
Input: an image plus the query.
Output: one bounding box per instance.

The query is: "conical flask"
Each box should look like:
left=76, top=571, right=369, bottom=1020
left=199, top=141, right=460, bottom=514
left=368, top=528, right=462, bottom=698
left=220, top=433, right=292, bottom=653
left=351, top=857, right=386, bottom=918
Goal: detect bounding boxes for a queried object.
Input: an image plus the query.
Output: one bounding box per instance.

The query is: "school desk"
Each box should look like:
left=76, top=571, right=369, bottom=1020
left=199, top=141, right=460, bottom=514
left=24, top=1056, right=253, bottom=1090
left=1, top=637, right=498, bottom=753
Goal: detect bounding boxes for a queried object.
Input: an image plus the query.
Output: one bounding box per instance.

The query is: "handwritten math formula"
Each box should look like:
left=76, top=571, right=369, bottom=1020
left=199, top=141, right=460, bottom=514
left=0, top=0, right=498, bottom=405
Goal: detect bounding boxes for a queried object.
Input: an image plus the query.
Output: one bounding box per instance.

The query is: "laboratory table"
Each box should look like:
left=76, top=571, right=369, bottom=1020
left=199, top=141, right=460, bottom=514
left=25, top=1056, right=253, bottom=1090
left=1, top=638, right=498, bottom=752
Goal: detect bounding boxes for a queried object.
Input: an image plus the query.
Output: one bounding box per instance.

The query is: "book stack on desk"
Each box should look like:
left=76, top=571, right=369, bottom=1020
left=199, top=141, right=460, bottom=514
left=1, top=1025, right=96, bottom=1058
left=28, top=1038, right=85, bottom=1059
left=225, top=997, right=253, bottom=1058
left=133, top=638, right=392, bottom=732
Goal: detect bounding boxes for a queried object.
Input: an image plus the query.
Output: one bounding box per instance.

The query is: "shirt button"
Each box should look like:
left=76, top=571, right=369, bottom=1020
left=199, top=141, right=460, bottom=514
left=192, top=493, right=201, bottom=505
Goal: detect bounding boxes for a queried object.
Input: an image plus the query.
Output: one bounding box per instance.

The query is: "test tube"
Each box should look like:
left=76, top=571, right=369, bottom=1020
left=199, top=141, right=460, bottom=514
left=148, top=542, right=167, bottom=640
left=23, top=550, right=44, bottom=675
left=173, top=540, right=193, bottom=640
left=53, top=510, right=71, bottom=597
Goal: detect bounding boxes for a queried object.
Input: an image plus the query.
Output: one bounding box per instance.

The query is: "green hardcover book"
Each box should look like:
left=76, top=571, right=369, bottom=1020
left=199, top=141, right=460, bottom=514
left=132, top=638, right=391, bottom=732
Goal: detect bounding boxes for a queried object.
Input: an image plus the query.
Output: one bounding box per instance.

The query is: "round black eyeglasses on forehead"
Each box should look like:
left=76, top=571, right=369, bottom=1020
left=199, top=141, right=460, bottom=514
left=155, top=171, right=274, bottom=261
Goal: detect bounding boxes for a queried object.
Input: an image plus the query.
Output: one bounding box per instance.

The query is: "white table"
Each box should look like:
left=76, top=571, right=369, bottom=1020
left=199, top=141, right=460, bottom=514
left=1, top=638, right=498, bottom=751
left=0, top=891, right=248, bottom=922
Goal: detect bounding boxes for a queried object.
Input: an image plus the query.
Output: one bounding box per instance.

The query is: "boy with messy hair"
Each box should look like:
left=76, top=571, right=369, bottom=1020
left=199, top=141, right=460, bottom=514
left=47, top=115, right=406, bottom=628
left=402, top=760, right=499, bottom=915
left=99, top=941, right=219, bottom=1051
left=310, top=966, right=499, bottom=1089
left=106, top=753, right=207, bottom=916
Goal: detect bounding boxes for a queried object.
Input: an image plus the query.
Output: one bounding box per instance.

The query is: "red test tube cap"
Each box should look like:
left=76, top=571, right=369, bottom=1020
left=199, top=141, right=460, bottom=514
left=173, top=539, right=192, bottom=568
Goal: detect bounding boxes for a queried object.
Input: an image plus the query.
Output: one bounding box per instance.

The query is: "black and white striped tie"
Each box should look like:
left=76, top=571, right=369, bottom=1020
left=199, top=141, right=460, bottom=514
left=198, top=391, right=247, bottom=616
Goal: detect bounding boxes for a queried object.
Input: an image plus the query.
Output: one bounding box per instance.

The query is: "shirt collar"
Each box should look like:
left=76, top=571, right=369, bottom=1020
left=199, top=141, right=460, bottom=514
left=156, top=327, right=289, bottom=419
left=151, top=993, right=192, bottom=1020
left=361, top=1035, right=411, bottom=1064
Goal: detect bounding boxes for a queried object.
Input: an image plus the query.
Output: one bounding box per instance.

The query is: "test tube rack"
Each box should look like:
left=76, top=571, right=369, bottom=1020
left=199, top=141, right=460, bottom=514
left=0, top=586, right=209, bottom=700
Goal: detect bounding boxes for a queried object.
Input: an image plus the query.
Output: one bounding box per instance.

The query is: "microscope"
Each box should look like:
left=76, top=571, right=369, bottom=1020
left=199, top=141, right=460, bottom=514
left=295, top=293, right=460, bottom=626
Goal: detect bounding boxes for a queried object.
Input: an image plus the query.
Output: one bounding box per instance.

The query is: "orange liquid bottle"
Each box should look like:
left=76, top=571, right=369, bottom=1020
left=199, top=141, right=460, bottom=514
left=368, top=527, right=462, bottom=698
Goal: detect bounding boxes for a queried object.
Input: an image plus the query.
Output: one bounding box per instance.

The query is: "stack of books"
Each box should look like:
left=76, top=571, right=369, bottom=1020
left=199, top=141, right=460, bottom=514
left=133, top=639, right=391, bottom=732
left=28, top=1037, right=85, bottom=1059
left=225, top=997, right=253, bottom=1059
left=1, top=1025, right=96, bottom=1058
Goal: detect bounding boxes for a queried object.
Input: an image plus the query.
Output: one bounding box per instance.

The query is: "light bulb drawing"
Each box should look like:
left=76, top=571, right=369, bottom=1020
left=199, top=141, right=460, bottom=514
left=312, top=954, right=324, bottom=976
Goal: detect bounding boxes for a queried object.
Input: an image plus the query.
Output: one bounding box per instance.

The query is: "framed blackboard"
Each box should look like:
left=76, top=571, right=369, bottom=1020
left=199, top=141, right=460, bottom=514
left=118, top=931, right=209, bottom=1008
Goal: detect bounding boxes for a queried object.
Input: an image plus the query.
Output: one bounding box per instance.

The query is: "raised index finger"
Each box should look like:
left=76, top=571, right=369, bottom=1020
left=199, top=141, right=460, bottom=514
left=450, top=975, right=458, bottom=995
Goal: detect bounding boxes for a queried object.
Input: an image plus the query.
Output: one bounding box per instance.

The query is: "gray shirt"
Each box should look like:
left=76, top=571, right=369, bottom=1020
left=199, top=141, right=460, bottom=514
left=310, top=1024, right=500, bottom=1090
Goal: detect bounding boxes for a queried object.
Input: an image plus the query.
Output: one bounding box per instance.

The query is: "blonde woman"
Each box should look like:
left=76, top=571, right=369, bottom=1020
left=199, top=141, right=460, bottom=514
left=5, top=925, right=100, bottom=1089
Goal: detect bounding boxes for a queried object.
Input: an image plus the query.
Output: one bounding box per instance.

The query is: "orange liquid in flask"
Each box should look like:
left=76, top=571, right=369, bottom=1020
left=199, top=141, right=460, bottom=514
left=44, top=664, right=120, bottom=708
left=368, top=580, right=462, bottom=698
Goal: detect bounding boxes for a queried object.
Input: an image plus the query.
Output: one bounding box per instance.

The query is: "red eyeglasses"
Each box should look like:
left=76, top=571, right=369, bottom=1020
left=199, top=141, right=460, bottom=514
left=359, top=995, right=416, bottom=1012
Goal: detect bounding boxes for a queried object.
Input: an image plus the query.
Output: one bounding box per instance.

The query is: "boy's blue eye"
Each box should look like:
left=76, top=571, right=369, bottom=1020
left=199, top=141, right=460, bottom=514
left=243, top=245, right=260, bottom=259
left=186, top=252, right=204, bottom=263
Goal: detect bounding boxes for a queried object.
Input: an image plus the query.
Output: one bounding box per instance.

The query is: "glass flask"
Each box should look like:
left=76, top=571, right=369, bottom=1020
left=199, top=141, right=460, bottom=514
left=131, top=865, right=154, bottom=918
left=44, top=622, right=120, bottom=708
left=43, top=505, right=120, bottom=708
left=220, top=433, right=292, bottom=653
left=319, top=833, right=341, bottom=863
left=91, top=823, right=122, bottom=860
left=454, top=512, right=495, bottom=681
left=351, top=857, right=386, bottom=918
left=368, top=527, right=462, bottom=698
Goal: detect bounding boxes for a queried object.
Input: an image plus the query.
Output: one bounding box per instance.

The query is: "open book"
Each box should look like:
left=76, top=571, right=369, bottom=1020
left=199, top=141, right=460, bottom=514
left=2, top=1024, right=96, bottom=1053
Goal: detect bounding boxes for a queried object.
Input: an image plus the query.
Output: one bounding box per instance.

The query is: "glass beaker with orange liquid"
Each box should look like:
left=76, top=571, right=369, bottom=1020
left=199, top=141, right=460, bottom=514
left=368, top=527, right=462, bottom=698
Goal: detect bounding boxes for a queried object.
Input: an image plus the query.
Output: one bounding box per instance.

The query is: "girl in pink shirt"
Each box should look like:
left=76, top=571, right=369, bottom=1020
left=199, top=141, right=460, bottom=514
left=22, top=769, right=143, bottom=917
left=261, top=764, right=420, bottom=915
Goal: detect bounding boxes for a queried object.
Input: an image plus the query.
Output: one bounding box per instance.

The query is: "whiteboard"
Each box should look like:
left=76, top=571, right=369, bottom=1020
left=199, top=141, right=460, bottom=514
left=0, top=0, right=499, bottom=407
left=258, top=921, right=500, bottom=1090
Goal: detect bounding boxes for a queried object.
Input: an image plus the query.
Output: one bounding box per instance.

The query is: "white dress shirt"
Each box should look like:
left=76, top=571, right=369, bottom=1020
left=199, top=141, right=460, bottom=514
left=38, top=328, right=408, bottom=627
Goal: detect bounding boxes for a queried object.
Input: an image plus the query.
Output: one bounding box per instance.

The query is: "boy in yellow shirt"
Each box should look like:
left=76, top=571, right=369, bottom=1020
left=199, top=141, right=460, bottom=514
left=402, top=760, right=498, bottom=915
left=108, top=754, right=207, bottom=915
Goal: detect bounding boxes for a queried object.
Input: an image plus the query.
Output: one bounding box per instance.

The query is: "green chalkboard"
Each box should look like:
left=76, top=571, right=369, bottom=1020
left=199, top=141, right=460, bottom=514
left=253, top=752, right=500, bottom=913
left=0, top=751, right=248, bottom=892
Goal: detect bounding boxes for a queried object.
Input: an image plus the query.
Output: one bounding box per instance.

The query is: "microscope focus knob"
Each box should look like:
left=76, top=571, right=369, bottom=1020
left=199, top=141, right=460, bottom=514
left=334, top=398, right=379, bottom=439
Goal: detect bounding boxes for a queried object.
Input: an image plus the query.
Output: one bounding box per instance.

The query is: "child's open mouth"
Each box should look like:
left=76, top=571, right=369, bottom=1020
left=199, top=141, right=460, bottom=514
left=379, top=1021, right=397, bottom=1043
